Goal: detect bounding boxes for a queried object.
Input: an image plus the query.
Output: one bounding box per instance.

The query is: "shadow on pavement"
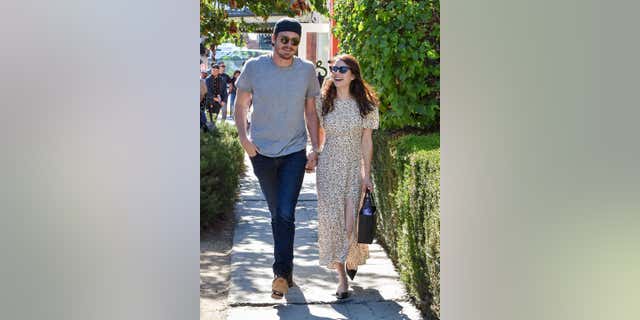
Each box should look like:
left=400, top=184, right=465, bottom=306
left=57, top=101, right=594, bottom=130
left=271, top=287, right=416, bottom=320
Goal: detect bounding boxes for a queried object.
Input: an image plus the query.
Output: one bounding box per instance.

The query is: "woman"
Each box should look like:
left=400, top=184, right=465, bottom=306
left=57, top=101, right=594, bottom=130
left=315, top=54, right=379, bottom=299
left=228, top=70, right=241, bottom=120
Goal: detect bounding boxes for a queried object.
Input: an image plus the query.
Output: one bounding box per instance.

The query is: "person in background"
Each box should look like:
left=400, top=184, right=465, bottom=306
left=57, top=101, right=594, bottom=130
left=200, top=70, right=209, bottom=103
left=228, top=70, right=241, bottom=120
left=218, top=62, right=231, bottom=122
left=200, top=69, right=209, bottom=131
left=205, top=64, right=225, bottom=124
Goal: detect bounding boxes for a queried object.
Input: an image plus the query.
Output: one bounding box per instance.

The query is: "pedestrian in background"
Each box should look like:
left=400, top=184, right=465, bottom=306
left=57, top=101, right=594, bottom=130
left=200, top=70, right=208, bottom=101
left=228, top=70, right=241, bottom=120
left=218, top=62, right=231, bottom=122
left=200, top=69, right=209, bottom=132
left=205, top=64, right=225, bottom=124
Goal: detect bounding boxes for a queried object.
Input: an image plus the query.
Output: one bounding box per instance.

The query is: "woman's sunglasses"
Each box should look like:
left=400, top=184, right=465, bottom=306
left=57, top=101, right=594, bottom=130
left=330, top=66, right=351, bottom=74
left=278, top=36, right=300, bottom=46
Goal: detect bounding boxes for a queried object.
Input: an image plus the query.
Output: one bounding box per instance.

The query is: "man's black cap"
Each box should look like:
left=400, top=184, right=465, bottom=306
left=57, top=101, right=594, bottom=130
left=273, top=18, right=302, bottom=37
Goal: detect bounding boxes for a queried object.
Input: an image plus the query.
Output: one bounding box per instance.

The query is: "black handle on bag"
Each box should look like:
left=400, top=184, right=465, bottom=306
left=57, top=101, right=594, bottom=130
left=364, top=189, right=376, bottom=208
left=360, top=190, right=376, bottom=216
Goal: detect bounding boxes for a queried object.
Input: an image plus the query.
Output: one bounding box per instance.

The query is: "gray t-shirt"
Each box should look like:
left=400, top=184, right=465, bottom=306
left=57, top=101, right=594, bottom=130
left=235, top=54, right=321, bottom=157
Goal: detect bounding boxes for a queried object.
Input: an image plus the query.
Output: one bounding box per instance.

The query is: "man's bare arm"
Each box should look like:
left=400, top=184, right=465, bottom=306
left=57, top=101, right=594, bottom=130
left=234, top=88, right=258, bottom=157
left=304, top=96, right=320, bottom=170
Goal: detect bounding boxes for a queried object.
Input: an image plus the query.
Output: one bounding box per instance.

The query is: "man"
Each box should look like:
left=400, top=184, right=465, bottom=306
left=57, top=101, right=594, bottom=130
left=218, top=62, right=232, bottom=121
left=234, top=18, right=321, bottom=300
left=205, top=64, right=226, bottom=124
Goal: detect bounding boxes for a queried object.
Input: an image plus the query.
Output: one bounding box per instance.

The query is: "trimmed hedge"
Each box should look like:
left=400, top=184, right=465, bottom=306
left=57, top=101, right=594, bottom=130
left=372, top=132, right=440, bottom=319
left=333, top=0, right=440, bottom=130
left=200, top=123, right=245, bottom=228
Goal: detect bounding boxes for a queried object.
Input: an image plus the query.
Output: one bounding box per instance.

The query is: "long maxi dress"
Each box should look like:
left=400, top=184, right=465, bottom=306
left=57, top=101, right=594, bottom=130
left=315, top=98, right=379, bottom=269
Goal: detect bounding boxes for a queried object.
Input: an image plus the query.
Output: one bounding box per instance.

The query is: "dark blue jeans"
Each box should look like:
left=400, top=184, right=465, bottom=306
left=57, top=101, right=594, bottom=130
left=250, top=149, right=307, bottom=278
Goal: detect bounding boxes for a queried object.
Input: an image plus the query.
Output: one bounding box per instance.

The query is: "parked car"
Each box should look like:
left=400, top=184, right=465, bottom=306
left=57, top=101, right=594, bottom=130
left=210, top=49, right=271, bottom=75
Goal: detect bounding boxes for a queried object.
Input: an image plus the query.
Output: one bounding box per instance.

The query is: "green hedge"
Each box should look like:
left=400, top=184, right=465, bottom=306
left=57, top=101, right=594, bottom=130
left=333, top=0, right=440, bottom=130
left=372, top=132, right=440, bottom=319
left=200, top=123, right=245, bottom=228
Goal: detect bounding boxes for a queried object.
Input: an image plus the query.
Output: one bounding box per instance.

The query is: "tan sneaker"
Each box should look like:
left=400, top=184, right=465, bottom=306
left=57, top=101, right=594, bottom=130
left=271, top=277, right=288, bottom=299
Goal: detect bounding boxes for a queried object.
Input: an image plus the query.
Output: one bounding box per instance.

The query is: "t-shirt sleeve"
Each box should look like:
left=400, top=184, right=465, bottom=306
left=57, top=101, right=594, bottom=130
left=235, top=61, right=253, bottom=93
left=306, top=65, right=321, bottom=98
left=363, top=105, right=379, bottom=129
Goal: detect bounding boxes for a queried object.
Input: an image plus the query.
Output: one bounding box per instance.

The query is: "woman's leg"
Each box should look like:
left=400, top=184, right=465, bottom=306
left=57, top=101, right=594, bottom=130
left=334, top=197, right=356, bottom=295
left=336, top=261, right=348, bottom=293
left=344, top=196, right=357, bottom=270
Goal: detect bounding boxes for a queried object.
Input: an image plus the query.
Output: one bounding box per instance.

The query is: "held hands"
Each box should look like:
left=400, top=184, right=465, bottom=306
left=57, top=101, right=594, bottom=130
left=361, top=175, right=374, bottom=193
left=305, top=150, right=318, bottom=173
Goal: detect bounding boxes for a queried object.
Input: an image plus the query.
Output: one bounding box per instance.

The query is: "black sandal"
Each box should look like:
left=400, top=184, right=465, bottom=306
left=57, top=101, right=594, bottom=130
left=346, top=266, right=358, bottom=280
left=335, top=291, right=350, bottom=300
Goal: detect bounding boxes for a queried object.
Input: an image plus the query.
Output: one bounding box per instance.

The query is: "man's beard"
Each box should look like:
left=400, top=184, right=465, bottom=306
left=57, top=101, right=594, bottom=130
left=276, top=46, right=295, bottom=60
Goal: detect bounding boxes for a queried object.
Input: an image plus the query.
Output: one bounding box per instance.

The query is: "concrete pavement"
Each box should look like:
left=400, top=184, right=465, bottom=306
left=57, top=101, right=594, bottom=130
left=226, top=152, right=424, bottom=320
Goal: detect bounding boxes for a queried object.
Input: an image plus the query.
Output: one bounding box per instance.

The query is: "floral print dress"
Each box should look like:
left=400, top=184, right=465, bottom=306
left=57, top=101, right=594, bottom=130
left=315, top=98, right=379, bottom=269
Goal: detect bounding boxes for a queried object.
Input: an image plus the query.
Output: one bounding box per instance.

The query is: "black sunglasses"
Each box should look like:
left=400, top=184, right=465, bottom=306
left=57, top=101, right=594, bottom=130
left=330, top=66, right=351, bottom=74
left=278, top=35, right=300, bottom=46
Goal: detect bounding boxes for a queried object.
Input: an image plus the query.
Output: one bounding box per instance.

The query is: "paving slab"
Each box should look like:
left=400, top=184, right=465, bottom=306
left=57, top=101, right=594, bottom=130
left=228, top=301, right=423, bottom=320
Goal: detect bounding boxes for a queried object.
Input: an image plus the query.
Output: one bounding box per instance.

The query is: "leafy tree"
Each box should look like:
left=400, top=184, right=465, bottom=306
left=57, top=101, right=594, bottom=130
left=333, top=0, right=439, bottom=131
left=201, top=0, right=328, bottom=49
left=201, top=1, right=236, bottom=48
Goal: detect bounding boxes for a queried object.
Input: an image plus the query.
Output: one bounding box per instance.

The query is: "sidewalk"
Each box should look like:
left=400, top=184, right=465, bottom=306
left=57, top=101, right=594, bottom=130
left=226, top=152, right=424, bottom=320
